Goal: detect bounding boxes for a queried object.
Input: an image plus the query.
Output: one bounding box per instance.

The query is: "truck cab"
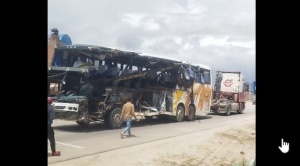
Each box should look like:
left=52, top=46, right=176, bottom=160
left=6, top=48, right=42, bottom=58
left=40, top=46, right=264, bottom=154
left=211, top=71, right=247, bottom=116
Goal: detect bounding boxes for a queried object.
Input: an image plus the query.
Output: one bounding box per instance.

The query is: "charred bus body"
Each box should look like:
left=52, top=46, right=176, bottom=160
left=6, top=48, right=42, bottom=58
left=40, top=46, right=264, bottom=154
left=48, top=44, right=213, bottom=129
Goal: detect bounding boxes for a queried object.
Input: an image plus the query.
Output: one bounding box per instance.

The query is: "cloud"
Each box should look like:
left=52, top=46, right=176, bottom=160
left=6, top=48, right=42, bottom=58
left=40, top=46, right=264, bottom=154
left=48, top=0, right=255, bottom=82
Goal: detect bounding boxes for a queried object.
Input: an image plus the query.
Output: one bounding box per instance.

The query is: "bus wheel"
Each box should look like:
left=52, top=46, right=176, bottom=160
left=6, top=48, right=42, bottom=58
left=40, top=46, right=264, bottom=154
left=176, top=105, right=185, bottom=122
left=108, top=108, right=123, bottom=129
left=187, top=105, right=196, bottom=121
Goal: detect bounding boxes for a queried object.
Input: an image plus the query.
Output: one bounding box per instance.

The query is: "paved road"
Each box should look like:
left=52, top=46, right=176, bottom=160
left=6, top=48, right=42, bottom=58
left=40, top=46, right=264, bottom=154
left=48, top=102, right=255, bottom=165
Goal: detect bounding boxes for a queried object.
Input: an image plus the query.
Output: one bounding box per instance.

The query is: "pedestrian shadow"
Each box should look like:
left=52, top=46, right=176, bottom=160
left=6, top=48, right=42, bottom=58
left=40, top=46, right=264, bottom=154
left=121, top=135, right=139, bottom=139
left=48, top=152, right=52, bottom=157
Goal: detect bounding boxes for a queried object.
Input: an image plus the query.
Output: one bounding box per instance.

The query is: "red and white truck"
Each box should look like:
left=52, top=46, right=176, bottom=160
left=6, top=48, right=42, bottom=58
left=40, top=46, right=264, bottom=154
left=210, top=71, right=247, bottom=116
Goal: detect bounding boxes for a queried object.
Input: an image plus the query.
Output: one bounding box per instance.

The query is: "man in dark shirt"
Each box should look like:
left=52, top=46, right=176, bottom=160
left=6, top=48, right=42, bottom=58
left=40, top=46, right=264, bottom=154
left=48, top=97, right=61, bottom=156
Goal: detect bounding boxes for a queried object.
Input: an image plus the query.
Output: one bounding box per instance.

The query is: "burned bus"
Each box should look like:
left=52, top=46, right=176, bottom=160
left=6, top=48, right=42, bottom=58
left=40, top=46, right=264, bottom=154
left=48, top=44, right=213, bottom=129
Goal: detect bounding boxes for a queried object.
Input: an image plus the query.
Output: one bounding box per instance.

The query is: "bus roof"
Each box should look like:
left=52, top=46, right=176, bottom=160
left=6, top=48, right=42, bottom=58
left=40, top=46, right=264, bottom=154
left=139, top=52, right=183, bottom=63
left=191, top=63, right=211, bottom=70
left=54, top=44, right=211, bottom=70
left=139, top=52, right=211, bottom=70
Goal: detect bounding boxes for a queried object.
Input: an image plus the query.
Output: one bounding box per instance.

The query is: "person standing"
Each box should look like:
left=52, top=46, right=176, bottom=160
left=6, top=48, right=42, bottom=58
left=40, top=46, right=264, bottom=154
left=120, top=97, right=139, bottom=139
left=48, top=97, right=61, bottom=156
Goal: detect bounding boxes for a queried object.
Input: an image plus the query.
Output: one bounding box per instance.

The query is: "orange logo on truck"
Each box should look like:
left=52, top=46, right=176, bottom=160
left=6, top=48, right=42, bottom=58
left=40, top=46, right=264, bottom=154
left=223, top=79, right=233, bottom=87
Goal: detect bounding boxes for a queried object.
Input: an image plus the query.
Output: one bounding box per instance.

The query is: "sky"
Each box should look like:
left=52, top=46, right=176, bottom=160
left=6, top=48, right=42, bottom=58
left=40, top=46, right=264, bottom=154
left=48, top=0, right=255, bottom=84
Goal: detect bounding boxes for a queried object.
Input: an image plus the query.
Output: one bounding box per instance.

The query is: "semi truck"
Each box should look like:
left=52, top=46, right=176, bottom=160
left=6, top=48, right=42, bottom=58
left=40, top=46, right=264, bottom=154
left=210, top=71, right=247, bottom=116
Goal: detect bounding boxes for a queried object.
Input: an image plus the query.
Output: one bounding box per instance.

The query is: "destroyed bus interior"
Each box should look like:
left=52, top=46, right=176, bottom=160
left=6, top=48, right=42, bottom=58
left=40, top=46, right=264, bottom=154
left=48, top=44, right=212, bottom=128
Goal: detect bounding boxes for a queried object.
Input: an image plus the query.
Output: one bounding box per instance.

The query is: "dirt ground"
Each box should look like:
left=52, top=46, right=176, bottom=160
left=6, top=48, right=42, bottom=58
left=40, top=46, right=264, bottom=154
left=152, top=123, right=256, bottom=166
left=51, top=122, right=255, bottom=166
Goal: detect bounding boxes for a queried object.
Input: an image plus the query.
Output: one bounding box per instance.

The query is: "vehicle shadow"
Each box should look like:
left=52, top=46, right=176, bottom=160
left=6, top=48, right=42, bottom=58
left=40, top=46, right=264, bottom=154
left=120, top=115, right=213, bottom=129
left=53, top=115, right=213, bottom=133
left=53, top=122, right=108, bottom=133
left=207, top=112, right=218, bottom=115
left=208, top=112, right=244, bottom=116
left=197, top=115, right=213, bottom=120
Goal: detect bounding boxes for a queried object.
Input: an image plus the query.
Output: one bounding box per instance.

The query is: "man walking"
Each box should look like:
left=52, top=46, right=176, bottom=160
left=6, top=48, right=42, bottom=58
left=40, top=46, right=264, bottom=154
left=120, top=97, right=139, bottom=139
left=48, top=97, right=61, bottom=156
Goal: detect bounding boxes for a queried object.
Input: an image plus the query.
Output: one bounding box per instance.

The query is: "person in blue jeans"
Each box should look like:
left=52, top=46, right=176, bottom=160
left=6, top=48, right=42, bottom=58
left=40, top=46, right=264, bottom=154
left=120, top=97, right=139, bottom=139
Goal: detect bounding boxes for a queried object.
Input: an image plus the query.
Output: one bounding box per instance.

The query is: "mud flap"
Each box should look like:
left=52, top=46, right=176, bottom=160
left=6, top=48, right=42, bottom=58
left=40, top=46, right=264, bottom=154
left=76, top=113, right=90, bottom=126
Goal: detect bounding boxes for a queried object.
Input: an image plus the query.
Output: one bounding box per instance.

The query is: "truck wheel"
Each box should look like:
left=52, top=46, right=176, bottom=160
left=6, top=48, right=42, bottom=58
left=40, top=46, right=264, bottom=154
left=226, top=104, right=231, bottom=116
left=176, top=105, right=185, bottom=122
left=108, top=108, right=123, bottom=129
left=187, top=105, right=196, bottom=121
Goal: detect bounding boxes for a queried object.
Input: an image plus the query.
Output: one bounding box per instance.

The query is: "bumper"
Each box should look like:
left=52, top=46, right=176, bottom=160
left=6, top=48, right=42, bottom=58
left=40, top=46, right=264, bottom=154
left=216, top=103, right=228, bottom=113
left=216, top=108, right=227, bottom=114
left=55, top=111, right=78, bottom=120
left=52, top=102, right=79, bottom=120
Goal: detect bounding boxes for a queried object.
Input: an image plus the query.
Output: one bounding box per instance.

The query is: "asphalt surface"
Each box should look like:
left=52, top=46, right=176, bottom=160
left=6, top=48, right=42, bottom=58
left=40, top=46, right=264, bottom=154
left=48, top=102, right=255, bottom=165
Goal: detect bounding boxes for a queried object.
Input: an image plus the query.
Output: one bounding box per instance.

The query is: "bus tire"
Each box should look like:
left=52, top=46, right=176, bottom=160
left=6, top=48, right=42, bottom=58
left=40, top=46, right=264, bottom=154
left=108, top=108, right=123, bottom=129
left=176, top=105, right=185, bottom=122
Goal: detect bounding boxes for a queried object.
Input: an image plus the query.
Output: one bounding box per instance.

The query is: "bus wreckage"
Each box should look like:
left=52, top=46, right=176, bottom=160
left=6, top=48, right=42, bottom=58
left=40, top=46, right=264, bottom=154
left=48, top=44, right=213, bottom=129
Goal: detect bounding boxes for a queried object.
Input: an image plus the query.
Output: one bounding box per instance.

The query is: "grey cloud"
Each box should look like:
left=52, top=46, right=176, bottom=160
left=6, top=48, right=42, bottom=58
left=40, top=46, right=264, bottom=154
left=116, top=33, right=143, bottom=50
left=146, top=37, right=181, bottom=55
left=49, top=0, right=255, bottom=83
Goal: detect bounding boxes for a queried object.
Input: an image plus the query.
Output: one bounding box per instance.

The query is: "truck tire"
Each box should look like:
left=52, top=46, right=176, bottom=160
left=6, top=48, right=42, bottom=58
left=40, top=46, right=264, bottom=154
left=237, top=102, right=245, bottom=114
left=175, top=105, right=185, bottom=122
left=225, top=104, right=232, bottom=116
left=187, top=105, right=196, bottom=121
left=108, top=108, right=123, bottom=129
